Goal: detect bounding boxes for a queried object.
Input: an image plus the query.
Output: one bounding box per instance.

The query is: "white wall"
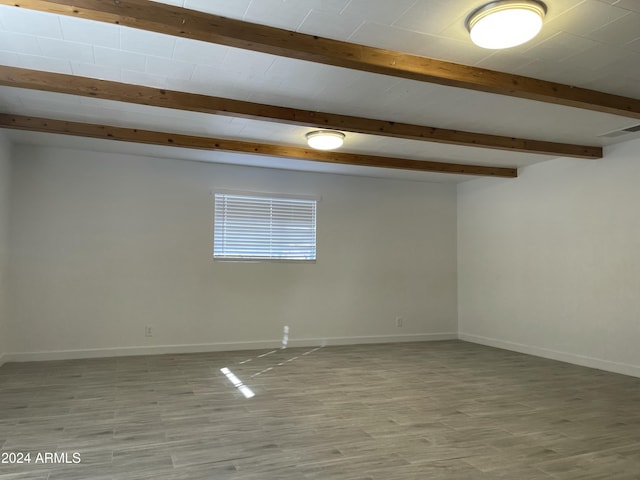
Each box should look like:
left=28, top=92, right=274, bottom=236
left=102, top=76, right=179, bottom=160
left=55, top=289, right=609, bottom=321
left=458, top=138, right=640, bottom=377
left=6, top=145, right=458, bottom=360
left=0, top=132, right=11, bottom=365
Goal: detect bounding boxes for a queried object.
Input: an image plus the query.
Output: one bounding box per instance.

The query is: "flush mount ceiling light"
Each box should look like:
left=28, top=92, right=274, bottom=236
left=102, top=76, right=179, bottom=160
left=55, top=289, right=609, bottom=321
left=466, top=0, right=547, bottom=49
left=305, top=130, right=345, bottom=150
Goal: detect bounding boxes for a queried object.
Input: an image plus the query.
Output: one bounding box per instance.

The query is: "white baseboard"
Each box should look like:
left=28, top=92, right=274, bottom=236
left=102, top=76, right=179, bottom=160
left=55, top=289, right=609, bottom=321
left=3, top=332, right=457, bottom=363
left=459, top=332, right=640, bottom=379
left=290, top=332, right=456, bottom=348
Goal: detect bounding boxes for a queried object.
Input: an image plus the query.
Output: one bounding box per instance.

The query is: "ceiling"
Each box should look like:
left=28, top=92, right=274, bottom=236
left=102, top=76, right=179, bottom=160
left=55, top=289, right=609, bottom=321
left=0, top=0, right=639, bottom=182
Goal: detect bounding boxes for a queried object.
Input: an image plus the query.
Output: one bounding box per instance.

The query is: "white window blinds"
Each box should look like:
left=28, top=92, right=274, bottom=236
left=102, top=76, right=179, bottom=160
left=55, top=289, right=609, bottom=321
left=214, top=193, right=317, bottom=261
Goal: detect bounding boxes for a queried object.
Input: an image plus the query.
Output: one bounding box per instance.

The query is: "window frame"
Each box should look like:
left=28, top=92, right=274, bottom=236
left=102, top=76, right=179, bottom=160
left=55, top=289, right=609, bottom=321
left=213, top=190, right=319, bottom=263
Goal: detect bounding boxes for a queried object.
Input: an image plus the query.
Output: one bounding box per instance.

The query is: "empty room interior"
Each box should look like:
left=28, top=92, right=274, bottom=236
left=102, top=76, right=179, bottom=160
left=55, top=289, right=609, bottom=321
left=1, top=0, right=640, bottom=478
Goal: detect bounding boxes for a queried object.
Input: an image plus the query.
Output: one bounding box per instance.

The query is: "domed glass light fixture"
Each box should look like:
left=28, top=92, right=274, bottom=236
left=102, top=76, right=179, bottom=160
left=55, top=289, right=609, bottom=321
left=305, top=130, right=345, bottom=150
left=466, top=0, right=547, bottom=49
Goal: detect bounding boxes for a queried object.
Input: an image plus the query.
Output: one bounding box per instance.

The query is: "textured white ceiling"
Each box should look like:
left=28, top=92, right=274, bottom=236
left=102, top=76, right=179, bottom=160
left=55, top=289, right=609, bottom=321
left=0, top=0, right=639, bottom=181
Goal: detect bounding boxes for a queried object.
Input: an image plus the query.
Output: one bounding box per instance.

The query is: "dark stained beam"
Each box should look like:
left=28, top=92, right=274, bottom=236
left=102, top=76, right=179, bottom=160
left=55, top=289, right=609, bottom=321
left=0, top=67, right=602, bottom=159
left=1, top=0, right=638, bottom=119
left=0, top=114, right=518, bottom=178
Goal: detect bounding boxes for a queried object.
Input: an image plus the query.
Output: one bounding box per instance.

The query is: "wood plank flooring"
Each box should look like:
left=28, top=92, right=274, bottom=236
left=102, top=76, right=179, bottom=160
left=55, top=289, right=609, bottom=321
left=1, top=340, right=640, bottom=479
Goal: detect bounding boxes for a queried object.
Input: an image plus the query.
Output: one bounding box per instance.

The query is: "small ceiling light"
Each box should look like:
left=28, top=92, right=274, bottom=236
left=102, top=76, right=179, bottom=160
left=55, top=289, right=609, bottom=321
left=305, top=130, right=345, bottom=150
left=466, top=0, right=547, bottom=49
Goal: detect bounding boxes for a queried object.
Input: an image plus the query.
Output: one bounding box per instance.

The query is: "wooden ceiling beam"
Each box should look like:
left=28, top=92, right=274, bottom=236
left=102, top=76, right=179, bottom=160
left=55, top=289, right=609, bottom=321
left=0, top=114, right=517, bottom=178
left=0, top=67, right=602, bottom=159
left=1, top=0, right=639, bottom=119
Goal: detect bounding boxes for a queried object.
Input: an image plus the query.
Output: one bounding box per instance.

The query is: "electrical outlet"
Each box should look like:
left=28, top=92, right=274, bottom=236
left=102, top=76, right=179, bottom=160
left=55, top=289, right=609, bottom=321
left=145, top=325, right=153, bottom=337
left=395, top=317, right=403, bottom=327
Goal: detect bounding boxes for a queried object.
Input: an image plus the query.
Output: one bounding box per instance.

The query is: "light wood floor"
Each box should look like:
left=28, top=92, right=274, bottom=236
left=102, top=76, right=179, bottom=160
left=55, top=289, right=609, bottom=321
left=1, top=340, right=640, bottom=479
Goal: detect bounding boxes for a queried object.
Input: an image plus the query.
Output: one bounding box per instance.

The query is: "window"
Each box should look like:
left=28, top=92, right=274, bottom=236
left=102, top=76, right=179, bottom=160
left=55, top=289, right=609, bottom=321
left=214, top=192, right=317, bottom=261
